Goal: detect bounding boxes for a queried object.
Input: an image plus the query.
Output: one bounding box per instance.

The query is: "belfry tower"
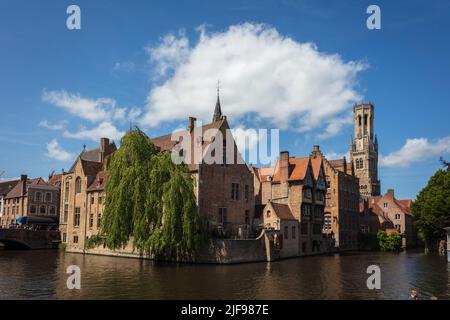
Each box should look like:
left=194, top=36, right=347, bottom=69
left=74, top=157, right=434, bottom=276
left=349, top=102, right=381, bottom=197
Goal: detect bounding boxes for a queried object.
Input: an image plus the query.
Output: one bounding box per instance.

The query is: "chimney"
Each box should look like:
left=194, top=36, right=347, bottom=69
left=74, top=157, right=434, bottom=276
left=386, top=189, right=395, bottom=198
left=280, top=151, right=289, bottom=181
left=311, top=145, right=321, bottom=158
left=20, top=174, right=27, bottom=196
left=99, top=138, right=109, bottom=163
left=188, top=117, right=196, bottom=132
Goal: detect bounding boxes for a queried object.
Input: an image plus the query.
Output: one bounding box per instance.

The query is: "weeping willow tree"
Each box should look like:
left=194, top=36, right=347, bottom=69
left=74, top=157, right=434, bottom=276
left=87, top=128, right=206, bottom=258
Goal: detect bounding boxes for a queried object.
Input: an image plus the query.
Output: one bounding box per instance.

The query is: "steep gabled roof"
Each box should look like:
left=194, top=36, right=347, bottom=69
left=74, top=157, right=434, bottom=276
left=269, top=202, right=296, bottom=221
left=87, top=170, right=106, bottom=192
left=0, top=179, right=19, bottom=196
left=271, top=157, right=310, bottom=182
left=5, top=177, right=46, bottom=199
left=252, top=166, right=274, bottom=182
left=310, top=157, right=323, bottom=180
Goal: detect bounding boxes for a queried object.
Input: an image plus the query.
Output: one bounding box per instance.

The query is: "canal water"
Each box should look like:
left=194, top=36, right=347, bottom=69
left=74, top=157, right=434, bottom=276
left=0, top=250, right=449, bottom=299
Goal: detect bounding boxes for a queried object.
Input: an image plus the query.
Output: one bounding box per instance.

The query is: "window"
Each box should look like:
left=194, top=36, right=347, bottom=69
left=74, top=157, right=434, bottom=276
left=364, top=114, right=368, bottom=126
left=39, top=205, right=46, bottom=215
left=63, top=204, right=68, bottom=223
left=244, top=185, right=249, bottom=201
left=222, top=139, right=227, bottom=167
left=97, top=213, right=102, bottom=228
left=316, top=191, right=324, bottom=202
left=395, top=224, right=401, bottom=232
left=303, top=188, right=312, bottom=200
left=218, top=208, right=227, bottom=225
left=231, top=183, right=239, bottom=200
left=99, top=196, right=103, bottom=205
left=45, top=192, right=52, bottom=202
left=49, top=206, right=56, bottom=215
left=35, top=192, right=42, bottom=202
left=91, top=196, right=95, bottom=205
left=395, top=214, right=401, bottom=220
left=62, top=233, right=67, bottom=243
left=29, top=205, right=36, bottom=215
left=324, top=213, right=332, bottom=230
left=74, top=207, right=80, bottom=227
left=292, top=226, right=296, bottom=239
left=384, top=202, right=388, bottom=208
left=358, top=115, right=362, bottom=127
left=313, top=223, right=322, bottom=235
left=301, top=222, right=308, bottom=235
left=64, top=181, right=69, bottom=202
left=361, top=225, right=370, bottom=233
left=245, top=210, right=249, bottom=225
left=266, top=210, right=271, bottom=218
left=302, top=204, right=311, bottom=217
left=356, top=159, right=364, bottom=170
left=302, top=242, right=307, bottom=253
left=73, top=236, right=79, bottom=244
left=89, top=213, right=94, bottom=229
left=284, top=226, right=289, bottom=239
left=75, top=177, right=82, bottom=194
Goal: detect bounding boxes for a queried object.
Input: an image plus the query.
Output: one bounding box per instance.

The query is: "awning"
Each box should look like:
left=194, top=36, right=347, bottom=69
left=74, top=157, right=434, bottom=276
left=15, top=216, right=57, bottom=224
left=16, top=216, right=27, bottom=223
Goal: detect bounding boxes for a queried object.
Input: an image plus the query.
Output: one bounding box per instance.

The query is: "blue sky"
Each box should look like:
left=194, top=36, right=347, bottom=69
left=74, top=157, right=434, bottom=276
left=1, top=0, right=449, bottom=200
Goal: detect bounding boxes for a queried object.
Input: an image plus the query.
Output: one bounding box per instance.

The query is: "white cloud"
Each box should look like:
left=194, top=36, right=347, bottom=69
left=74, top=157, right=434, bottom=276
left=63, top=121, right=125, bottom=142
left=141, top=23, right=366, bottom=137
left=146, top=31, right=190, bottom=78
left=318, top=114, right=353, bottom=140
left=39, top=120, right=67, bottom=130
left=113, top=61, right=135, bottom=72
left=324, top=151, right=350, bottom=161
left=46, top=139, right=73, bottom=162
left=42, top=89, right=126, bottom=123
left=380, top=136, right=450, bottom=168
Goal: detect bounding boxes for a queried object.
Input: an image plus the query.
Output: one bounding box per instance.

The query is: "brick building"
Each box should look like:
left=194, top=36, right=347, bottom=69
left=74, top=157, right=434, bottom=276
left=309, top=146, right=360, bottom=251
left=1, top=175, right=60, bottom=228
left=359, top=189, right=417, bottom=248
left=151, top=95, right=255, bottom=238
left=0, top=178, right=19, bottom=226
left=62, top=96, right=255, bottom=252
left=59, top=138, right=115, bottom=249
left=254, top=148, right=327, bottom=257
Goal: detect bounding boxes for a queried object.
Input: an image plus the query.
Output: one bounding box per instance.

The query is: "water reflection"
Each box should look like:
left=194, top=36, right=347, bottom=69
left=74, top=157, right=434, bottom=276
left=0, top=250, right=448, bottom=299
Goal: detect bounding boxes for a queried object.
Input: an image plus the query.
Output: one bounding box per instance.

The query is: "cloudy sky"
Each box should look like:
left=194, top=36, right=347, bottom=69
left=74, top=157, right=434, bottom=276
left=1, top=0, right=449, bottom=199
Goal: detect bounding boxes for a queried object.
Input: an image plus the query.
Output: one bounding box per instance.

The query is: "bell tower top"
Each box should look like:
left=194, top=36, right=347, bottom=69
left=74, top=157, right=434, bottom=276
left=353, top=102, right=375, bottom=141
left=350, top=101, right=380, bottom=197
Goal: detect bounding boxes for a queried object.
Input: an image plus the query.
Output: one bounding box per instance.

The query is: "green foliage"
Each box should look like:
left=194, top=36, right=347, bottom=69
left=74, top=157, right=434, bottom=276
left=412, top=168, right=450, bottom=249
left=91, top=128, right=206, bottom=258
left=58, top=242, right=67, bottom=252
left=377, top=230, right=402, bottom=252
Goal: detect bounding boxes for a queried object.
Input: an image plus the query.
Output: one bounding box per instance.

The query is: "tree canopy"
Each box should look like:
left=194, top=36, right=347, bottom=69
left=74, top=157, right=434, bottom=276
left=412, top=166, right=450, bottom=249
left=87, top=128, right=206, bottom=258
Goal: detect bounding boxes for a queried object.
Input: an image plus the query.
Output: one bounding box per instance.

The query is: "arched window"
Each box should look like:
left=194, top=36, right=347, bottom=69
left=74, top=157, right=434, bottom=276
left=266, top=210, right=271, bottom=218
left=75, top=177, right=82, bottom=194
left=40, top=205, right=46, bottom=215
left=364, top=114, right=368, bottom=126
left=45, top=192, right=52, bottom=202
left=358, top=115, right=362, bottom=126
left=35, top=192, right=42, bottom=202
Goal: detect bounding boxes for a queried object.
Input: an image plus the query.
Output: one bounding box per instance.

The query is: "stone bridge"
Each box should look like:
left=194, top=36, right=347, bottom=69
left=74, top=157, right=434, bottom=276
left=0, top=229, right=60, bottom=249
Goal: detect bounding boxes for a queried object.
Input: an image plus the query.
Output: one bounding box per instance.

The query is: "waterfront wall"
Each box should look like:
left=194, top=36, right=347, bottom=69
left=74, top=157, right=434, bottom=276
left=67, top=229, right=279, bottom=264
left=0, top=229, right=60, bottom=249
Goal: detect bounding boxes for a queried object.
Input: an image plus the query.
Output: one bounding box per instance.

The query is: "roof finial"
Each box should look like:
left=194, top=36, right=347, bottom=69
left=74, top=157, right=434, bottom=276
left=213, top=80, right=222, bottom=122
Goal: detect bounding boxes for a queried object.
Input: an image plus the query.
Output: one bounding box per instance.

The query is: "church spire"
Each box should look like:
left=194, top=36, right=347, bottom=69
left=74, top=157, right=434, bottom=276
left=212, top=80, right=222, bottom=122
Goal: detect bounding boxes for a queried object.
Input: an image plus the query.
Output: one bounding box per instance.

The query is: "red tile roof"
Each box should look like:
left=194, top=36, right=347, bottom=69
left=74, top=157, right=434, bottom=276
left=272, top=157, right=310, bottom=182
